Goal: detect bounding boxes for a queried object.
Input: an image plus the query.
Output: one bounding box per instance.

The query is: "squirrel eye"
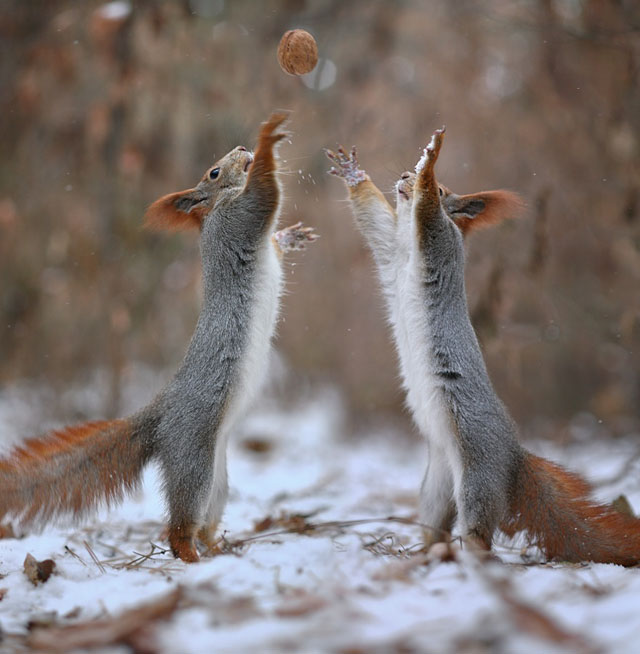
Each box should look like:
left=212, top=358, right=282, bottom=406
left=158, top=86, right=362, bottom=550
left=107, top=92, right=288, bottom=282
left=438, top=187, right=443, bottom=196
left=209, top=168, right=220, bottom=180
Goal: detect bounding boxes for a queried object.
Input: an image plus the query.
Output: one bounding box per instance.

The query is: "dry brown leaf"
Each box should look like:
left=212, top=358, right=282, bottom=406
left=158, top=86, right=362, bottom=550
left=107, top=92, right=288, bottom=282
left=24, top=553, right=56, bottom=586
left=241, top=437, right=274, bottom=454
left=275, top=591, right=327, bottom=617
left=27, top=588, right=181, bottom=653
left=0, top=588, right=8, bottom=601
left=253, top=516, right=274, bottom=532
left=27, top=612, right=58, bottom=630
left=477, top=561, right=599, bottom=654
left=253, top=511, right=316, bottom=534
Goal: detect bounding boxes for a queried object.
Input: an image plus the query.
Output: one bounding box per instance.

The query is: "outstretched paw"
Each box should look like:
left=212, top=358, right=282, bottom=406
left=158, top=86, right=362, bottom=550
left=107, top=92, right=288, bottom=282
left=274, top=221, right=319, bottom=252
left=415, top=126, right=446, bottom=174
left=325, top=145, right=367, bottom=187
left=257, top=111, right=290, bottom=149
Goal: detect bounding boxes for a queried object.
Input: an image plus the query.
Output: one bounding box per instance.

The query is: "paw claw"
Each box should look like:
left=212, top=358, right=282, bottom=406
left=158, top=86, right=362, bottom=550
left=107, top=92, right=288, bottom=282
left=275, top=222, right=319, bottom=252
left=325, top=143, right=366, bottom=187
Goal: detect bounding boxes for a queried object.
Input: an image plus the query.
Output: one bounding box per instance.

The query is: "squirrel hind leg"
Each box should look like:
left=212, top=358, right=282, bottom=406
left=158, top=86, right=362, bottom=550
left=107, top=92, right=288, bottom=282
left=419, top=450, right=457, bottom=548
left=456, top=477, right=503, bottom=554
left=197, top=523, right=223, bottom=556
left=168, top=522, right=200, bottom=563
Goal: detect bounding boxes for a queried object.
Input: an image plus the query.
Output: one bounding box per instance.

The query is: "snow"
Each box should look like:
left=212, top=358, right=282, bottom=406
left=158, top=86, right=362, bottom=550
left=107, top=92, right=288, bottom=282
left=415, top=131, right=441, bottom=174
left=1, top=381, right=640, bottom=653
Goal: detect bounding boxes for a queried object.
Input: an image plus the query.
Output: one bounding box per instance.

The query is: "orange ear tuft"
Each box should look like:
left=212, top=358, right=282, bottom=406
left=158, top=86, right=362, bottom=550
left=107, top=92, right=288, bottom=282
left=144, top=188, right=208, bottom=232
left=449, top=190, right=525, bottom=237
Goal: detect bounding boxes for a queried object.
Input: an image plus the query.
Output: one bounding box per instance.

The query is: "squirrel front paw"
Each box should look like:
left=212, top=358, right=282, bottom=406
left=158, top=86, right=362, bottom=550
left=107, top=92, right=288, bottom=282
left=415, top=126, right=446, bottom=174
left=257, top=111, right=290, bottom=149
left=325, top=145, right=367, bottom=187
left=274, top=222, right=319, bottom=252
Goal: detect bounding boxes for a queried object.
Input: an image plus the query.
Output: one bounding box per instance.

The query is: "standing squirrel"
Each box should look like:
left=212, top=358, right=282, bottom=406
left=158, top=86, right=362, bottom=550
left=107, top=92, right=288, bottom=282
left=327, top=132, right=640, bottom=565
left=0, top=112, right=318, bottom=563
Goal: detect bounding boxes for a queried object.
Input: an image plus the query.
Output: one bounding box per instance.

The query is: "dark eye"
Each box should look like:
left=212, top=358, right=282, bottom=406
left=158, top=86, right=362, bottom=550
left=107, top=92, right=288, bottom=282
left=209, top=168, right=220, bottom=180
left=439, top=187, right=443, bottom=196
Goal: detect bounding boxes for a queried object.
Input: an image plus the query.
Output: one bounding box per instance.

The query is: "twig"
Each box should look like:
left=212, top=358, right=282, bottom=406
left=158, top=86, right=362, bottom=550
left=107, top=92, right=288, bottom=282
left=64, top=545, right=88, bottom=568
left=83, top=541, right=106, bottom=574
left=225, top=515, right=446, bottom=550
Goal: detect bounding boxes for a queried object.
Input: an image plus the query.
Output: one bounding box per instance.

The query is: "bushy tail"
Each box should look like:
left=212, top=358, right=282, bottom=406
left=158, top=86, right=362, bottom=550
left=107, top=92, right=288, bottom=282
left=502, top=452, right=640, bottom=566
left=0, top=416, right=154, bottom=526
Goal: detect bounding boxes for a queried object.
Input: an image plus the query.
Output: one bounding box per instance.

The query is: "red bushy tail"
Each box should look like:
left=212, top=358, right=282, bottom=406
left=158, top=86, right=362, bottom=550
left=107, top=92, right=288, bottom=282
left=0, top=418, right=153, bottom=526
left=502, top=452, right=640, bottom=566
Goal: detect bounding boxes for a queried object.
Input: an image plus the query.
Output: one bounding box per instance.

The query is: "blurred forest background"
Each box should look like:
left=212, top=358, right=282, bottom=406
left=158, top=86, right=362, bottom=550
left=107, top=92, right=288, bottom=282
left=0, top=0, right=638, bottom=442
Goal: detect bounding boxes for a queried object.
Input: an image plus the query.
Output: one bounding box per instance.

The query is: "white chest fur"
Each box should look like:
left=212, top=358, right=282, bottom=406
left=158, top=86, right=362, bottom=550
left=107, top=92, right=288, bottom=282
left=205, top=235, right=283, bottom=526
left=391, top=224, right=463, bottom=491
left=226, top=237, right=283, bottom=429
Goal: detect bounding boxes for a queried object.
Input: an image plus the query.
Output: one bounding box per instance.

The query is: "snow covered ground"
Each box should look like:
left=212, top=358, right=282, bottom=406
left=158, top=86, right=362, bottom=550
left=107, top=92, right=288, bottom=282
left=1, top=380, right=640, bottom=653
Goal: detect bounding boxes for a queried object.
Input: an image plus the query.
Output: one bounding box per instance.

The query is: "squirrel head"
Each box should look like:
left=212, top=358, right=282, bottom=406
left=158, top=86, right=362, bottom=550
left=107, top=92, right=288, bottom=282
left=144, top=146, right=254, bottom=231
left=395, top=172, right=524, bottom=237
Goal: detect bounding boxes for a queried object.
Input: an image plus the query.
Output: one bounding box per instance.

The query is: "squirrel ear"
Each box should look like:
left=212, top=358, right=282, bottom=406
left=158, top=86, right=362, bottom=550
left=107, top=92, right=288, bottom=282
left=444, top=190, right=524, bottom=237
left=144, top=188, right=208, bottom=231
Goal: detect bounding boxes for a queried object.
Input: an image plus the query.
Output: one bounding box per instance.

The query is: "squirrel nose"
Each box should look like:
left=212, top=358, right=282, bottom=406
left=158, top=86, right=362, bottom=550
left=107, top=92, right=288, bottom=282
left=401, top=172, right=411, bottom=180
left=236, top=146, right=247, bottom=151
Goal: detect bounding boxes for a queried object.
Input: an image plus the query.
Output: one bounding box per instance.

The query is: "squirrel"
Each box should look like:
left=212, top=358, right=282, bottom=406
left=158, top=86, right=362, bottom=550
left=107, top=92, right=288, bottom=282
left=0, top=112, right=318, bottom=563
left=326, top=132, right=640, bottom=566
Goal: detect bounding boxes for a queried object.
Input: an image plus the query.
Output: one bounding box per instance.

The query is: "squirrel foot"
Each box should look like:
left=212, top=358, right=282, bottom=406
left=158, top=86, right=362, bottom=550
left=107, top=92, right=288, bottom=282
left=325, top=145, right=367, bottom=187
left=420, top=527, right=452, bottom=552
left=274, top=222, right=319, bottom=252
left=415, top=126, right=446, bottom=174
left=168, top=530, right=200, bottom=563
left=197, top=523, right=224, bottom=556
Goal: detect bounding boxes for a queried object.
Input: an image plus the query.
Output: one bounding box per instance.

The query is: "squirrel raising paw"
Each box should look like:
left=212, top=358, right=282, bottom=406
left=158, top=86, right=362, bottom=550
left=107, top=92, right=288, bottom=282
left=0, top=113, right=318, bottom=563
left=327, top=128, right=640, bottom=566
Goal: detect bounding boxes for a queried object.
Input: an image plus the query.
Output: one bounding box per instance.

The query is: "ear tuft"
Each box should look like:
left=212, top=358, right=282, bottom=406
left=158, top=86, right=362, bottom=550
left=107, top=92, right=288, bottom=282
left=451, top=190, right=525, bottom=236
left=144, top=189, right=207, bottom=232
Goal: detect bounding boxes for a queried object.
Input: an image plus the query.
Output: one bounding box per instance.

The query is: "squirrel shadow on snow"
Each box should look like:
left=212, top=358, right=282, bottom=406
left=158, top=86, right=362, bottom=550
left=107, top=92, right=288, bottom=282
left=327, top=131, right=640, bottom=567
left=0, top=112, right=318, bottom=563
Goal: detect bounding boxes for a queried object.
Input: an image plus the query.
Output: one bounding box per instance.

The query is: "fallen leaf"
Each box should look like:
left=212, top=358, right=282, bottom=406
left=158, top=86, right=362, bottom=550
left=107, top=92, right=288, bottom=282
left=475, top=558, right=598, bottom=654
left=241, top=437, right=274, bottom=454
left=27, top=588, right=181, bottom=652
left=253, top=516, right=274, bottom=532
left=275, top=591, right=327, bottom=617
left=24, top=553, right=56, bottom=585
left=253, top=511, right=316, bottom=534
left=27, top=612, right=59, bottom=630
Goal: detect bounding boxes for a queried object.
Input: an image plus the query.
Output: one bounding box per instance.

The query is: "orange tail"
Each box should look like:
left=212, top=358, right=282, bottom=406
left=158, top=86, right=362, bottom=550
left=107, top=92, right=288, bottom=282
left=502, top=452, right=640, bottom=566
left=0, top=417, right=153, bottom=526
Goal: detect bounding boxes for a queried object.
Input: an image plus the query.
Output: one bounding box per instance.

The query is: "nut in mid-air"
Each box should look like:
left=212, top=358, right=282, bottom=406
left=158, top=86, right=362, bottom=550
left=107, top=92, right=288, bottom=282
left=277, top=29, right=318, bottom=76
